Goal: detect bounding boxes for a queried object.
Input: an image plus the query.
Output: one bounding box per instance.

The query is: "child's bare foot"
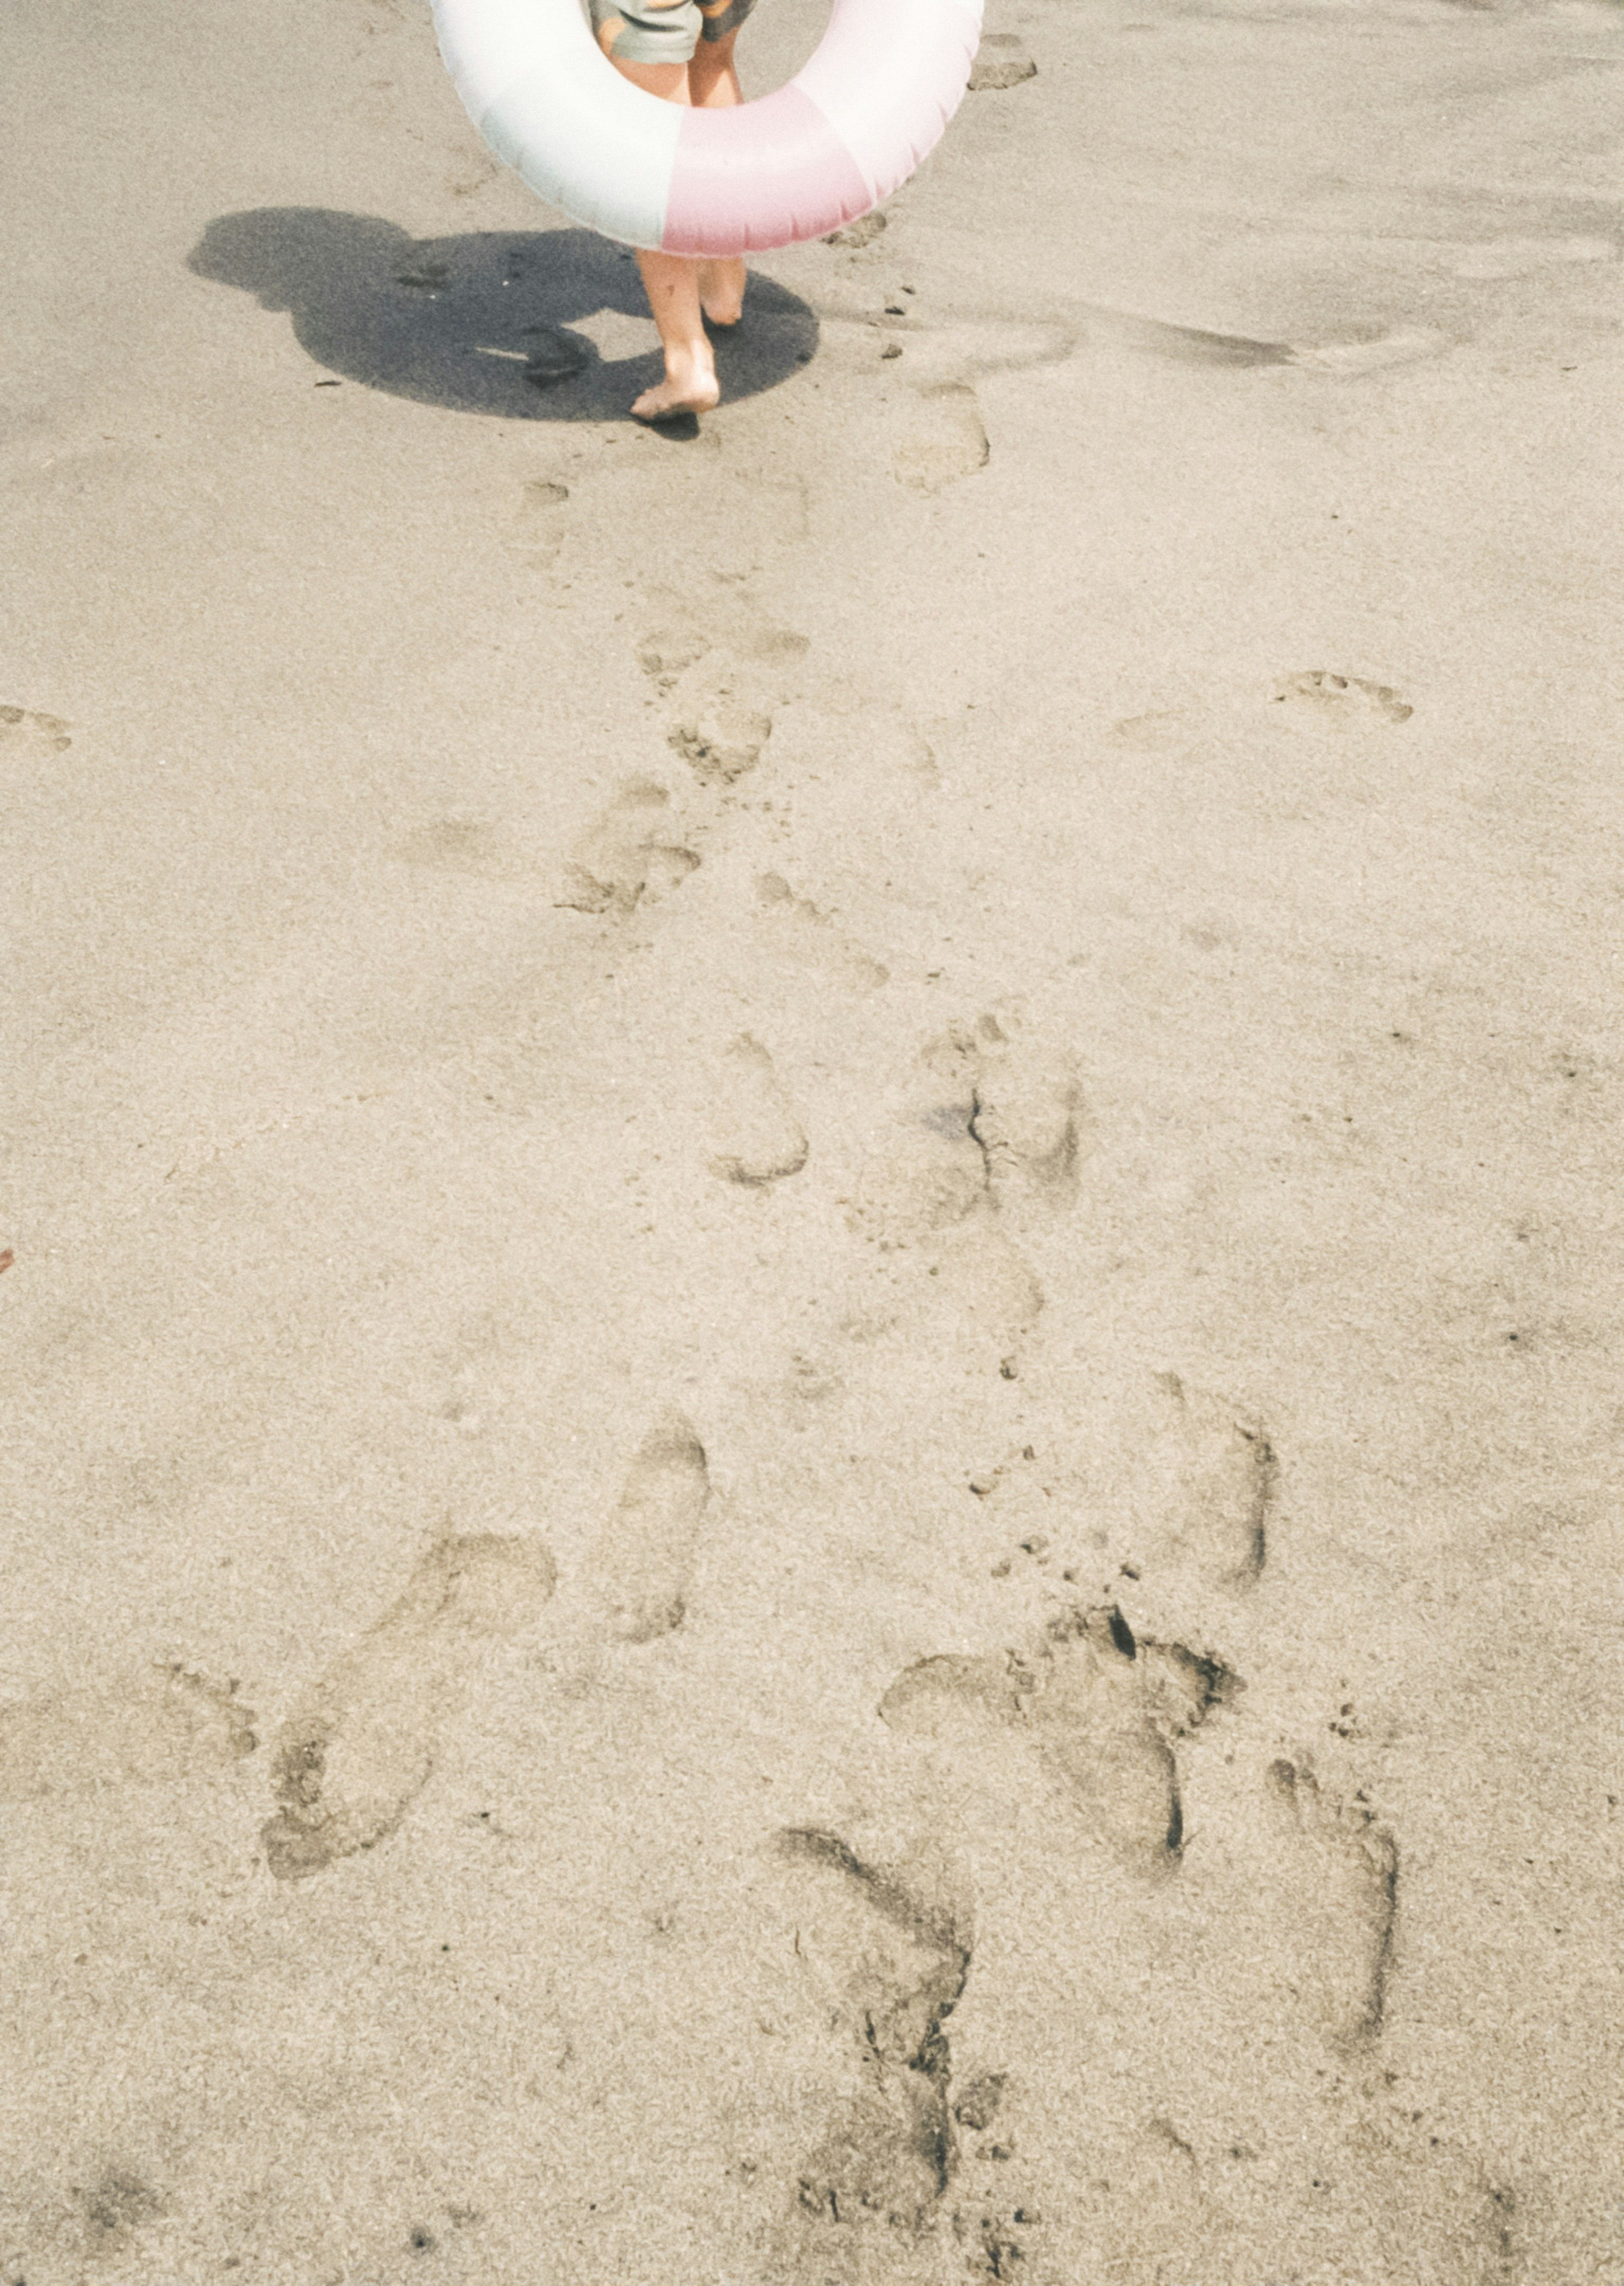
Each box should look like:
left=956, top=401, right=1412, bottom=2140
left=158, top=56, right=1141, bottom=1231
left=632, top=346, right=721, bottom=422
left=699, top=258, right=746, bottom=328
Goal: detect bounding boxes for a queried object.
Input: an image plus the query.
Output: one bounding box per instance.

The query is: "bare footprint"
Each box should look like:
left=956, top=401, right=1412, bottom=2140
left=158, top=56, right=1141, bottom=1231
left=667, top=689, right=773, bottom=785
left=640, top=597, right=807, bottom=784
left=706, top=1034, right=809, bottom=1188
left=968, top=1013, right=1087, bottom=1212
left=1131, top=1372, right=1275, bottom=1588
left=638, top=605, right=809, bottom=697
left=1259, top=1756, right=1399, bottom=2050
left=770, top=1826, right=972, bottom=2278
left=509, top=473, right=571, bottom=568
left=0, top=1665, right=255, bottom=1802
left=0, top=702, right=73, bottom=757
left=853, top=1014, right=1087, bottom=1246
left=588, top=1410, right=709, bottom=1643
left=1272, top=670, right=1413, bottom=726
left=968, top=32, right=1037, bottom=89
left=556, top=778, right=700, bottom=914
left=894, top=384, right=990, bottom=495
left=824, top=210, right=887, bottom=250
left=882, top=1606, right=1240, bottom=1876
left=394, top=816, right=503, bottom=874
left=754, top=874, right=890, bottom=994
left=261, top=1532, right=557, bottom=1879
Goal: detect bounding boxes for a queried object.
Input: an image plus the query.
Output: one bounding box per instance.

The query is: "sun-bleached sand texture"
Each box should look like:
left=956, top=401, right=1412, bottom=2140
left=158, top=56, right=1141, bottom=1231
left=2, top=0, right=1622, bottom=2278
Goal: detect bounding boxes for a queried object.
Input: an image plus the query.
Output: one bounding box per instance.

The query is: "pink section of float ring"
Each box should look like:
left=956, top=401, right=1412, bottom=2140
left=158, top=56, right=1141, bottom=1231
left=662, top=85, right=875, bottom=258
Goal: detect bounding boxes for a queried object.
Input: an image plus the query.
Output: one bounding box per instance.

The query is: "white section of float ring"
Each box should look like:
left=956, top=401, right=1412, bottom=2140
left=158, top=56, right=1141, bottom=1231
left=485, top=57, right=683, bottom=249
left=796, top=0, right=982, bottom=202
left=434, top=0, right=682, bottom=248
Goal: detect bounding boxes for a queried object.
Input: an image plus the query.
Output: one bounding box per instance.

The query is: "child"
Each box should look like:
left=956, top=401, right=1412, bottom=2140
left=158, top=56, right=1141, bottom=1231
left=590, top=0, right=757, bottom=419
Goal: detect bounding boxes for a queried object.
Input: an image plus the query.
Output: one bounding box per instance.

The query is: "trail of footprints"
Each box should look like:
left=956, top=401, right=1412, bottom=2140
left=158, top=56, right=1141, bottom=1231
left=261, top=1531, right=561, bottom=1878
left=262, top=1412, right=708, bottom=1877
left=4, top=1376, right=1405, bottom=2272
left=754, top=1375, right=1402, bottom=2279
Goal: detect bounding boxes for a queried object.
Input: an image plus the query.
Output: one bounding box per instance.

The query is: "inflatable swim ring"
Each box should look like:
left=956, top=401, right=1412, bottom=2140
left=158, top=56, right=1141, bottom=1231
left=431, top=0, right=983, bottom=257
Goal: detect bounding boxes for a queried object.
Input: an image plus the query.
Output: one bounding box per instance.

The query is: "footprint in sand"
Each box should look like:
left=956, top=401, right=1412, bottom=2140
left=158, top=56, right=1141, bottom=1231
left=753, top=1354, right=1425, bottom=2276
left=968, top=32, right=1037, bottom=89
left=667, top=695, right=774, bottom=787
left=960, top=1371, right=1274, bottom=1606
left=0, top=702, right=73, bottom=757
left=640, top=595, right=810, bottom=785
left=1110, top=310, right=1451, bottom=379
left=1258, top=1754, right=1399, bottom=2050
left=881, top=1604, right=1240, bottom=1876
left=0, top=1665, right=255, bottom=1802
left=261, top=1533, right=557, bottom=1879
left=824, top=211, right=888, bottom=251
left=768, top=1826, right=972, bottom=2279
left=555, top=778, right=700, bottom=914
left=837, top=1014, right=1085, bottom=1369
left=706, top=1034, right=809, bottom=1189
left=586, top=1409, right=710, bottom=1644
left=509, top=473, right=571, bottom=569
left=754, top=873, right=890, bottom=994
left=1123, top=1371, right=1275, bottom=1589
left=893, top=383, right=990, bottom=496
left=853, top=1012, right=1087, bottom=1247
left=878, top=1471, right=1393, bottom=2028
left=1272, top=669, right=1413, bottom=727
left=394, top=816, right=504, bottom=875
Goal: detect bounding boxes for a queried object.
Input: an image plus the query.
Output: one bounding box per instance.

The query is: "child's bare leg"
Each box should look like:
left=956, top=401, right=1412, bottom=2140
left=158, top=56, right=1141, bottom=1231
left=605, top=51, right=721, bottom=419
left=688, top=29, right=746, bottom=326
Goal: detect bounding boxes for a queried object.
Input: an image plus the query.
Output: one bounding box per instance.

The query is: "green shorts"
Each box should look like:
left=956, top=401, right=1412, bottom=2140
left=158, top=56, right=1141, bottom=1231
left=589, top=0, right=756, bottom=65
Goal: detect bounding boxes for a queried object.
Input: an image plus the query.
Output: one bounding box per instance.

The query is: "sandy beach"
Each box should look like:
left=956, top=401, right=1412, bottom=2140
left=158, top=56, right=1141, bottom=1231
left=3, top=0, right=1622, bottom=2277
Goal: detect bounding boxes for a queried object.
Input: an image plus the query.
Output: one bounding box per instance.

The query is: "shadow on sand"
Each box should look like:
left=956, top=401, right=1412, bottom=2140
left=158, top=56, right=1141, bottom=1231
left=187, top=209, right=819, bottom=423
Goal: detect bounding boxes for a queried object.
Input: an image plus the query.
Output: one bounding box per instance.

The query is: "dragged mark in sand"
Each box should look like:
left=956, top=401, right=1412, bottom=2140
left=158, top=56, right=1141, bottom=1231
left=1263, top=1756, right=1399, bottom=2049
left=707, top=1035, right=809, bottom=1188
left=262, top=1532, right=557, bottom=1879
left=1099, top=307, right=1451, bottom=378
left=0, top=1665, right=255, bottom=1802
left=773, top=1827, right=972, bottom=2268
left=557, top=778, right=700, bottom=914
left=1, top=702, right=73, bottom=756
left=1273, top=670, right=1413, bottom=726
left=589, top=1409, right=709, bottom=1643
left=756, top=872, right=890, bottom=993
left=882, top=1605, right=1241, bottom=1876
left=1290, top=328, right=1452, bottom=376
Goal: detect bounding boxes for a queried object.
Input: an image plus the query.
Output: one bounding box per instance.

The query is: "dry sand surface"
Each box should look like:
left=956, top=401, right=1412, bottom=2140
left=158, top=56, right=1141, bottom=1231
left=3, top=0, right=1624, bottom=2277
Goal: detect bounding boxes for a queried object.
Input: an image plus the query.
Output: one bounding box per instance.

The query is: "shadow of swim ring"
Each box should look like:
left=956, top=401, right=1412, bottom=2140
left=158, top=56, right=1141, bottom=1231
left=185, top=213, right=818, bottom=419
left=433, top=0, right=983, bottom=255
